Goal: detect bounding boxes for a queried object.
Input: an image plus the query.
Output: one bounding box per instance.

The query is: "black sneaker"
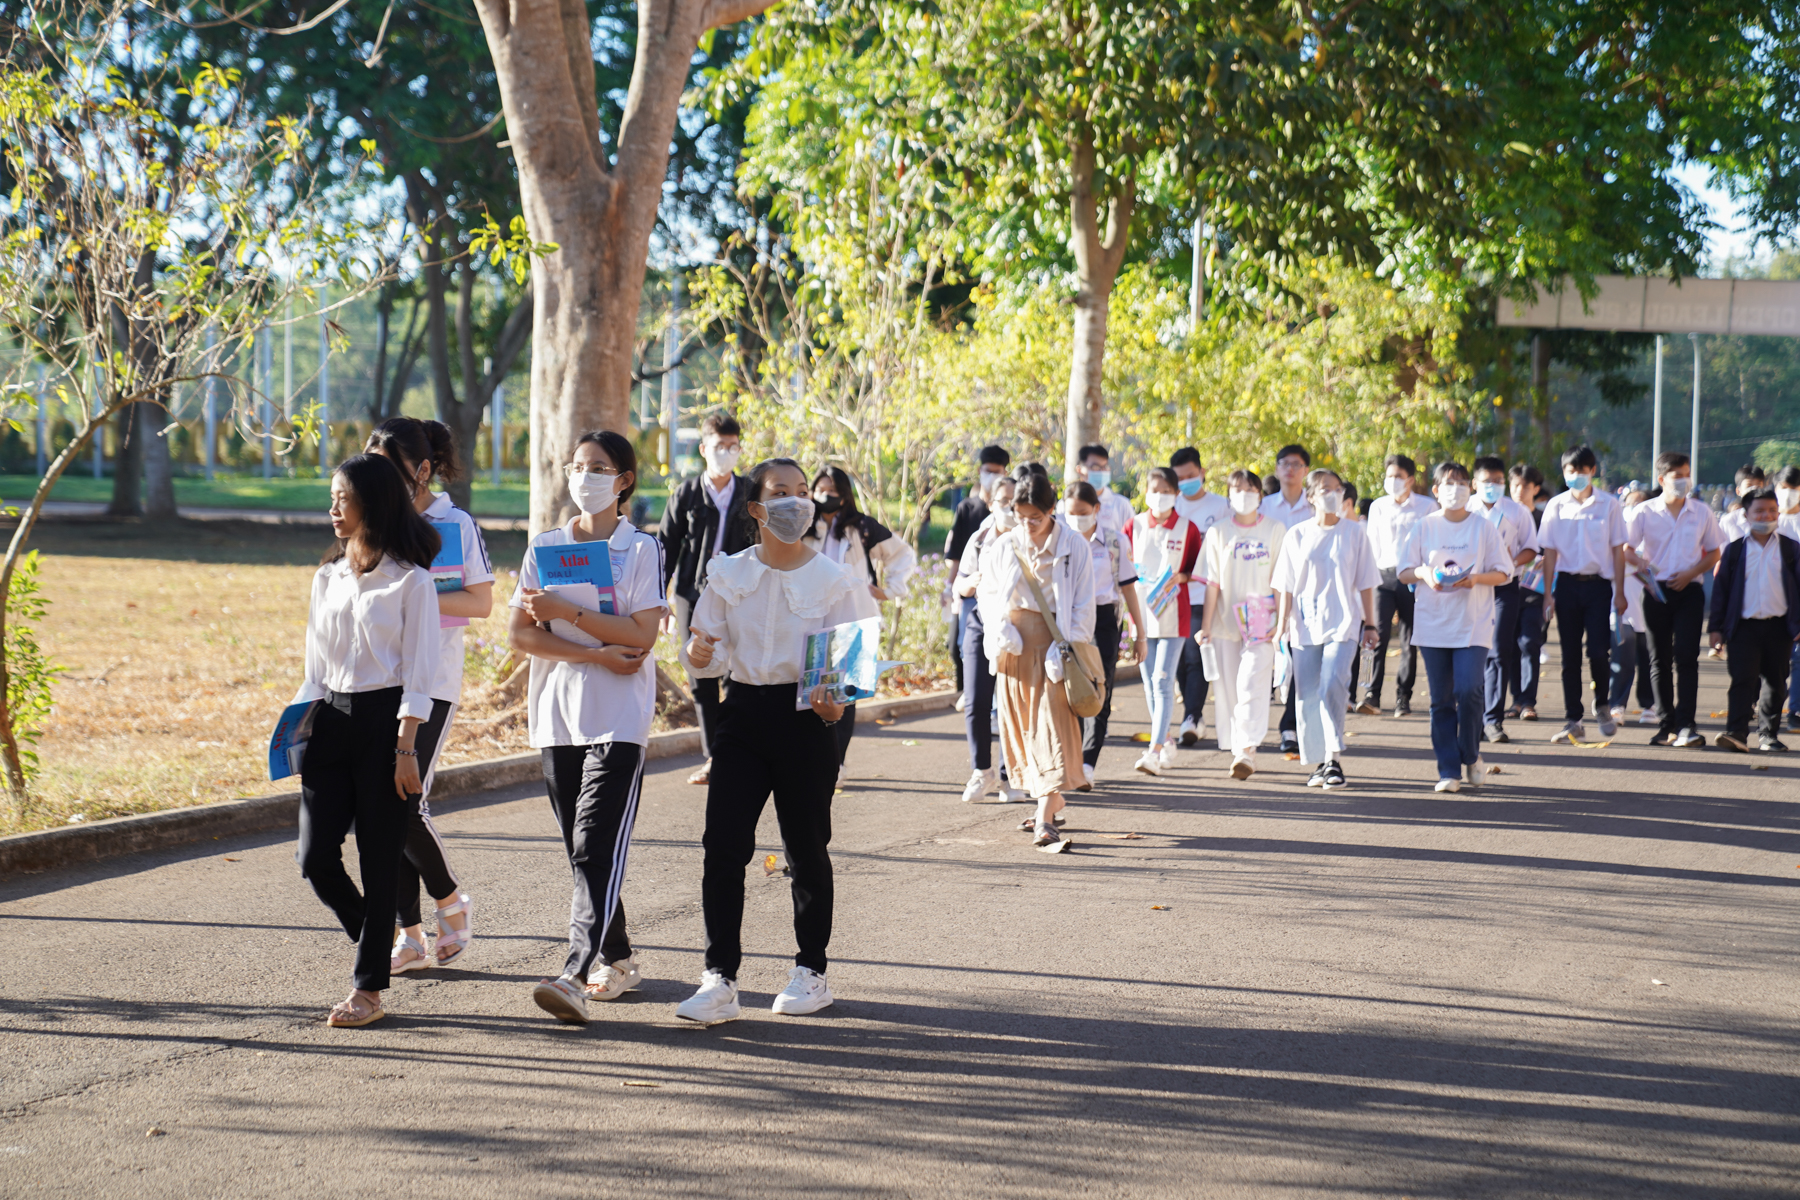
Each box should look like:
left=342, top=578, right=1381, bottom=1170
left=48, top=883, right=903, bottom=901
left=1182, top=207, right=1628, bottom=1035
left=1788, top=713, right=1800, bottom=732
left=1484, top=723, right=1510, bottom=744
left=1393, top=703, right=1412, bottom=718
left=1305, top=763, right=1329, bottom=788
left=1715, top=731, right=1750, bottom=753
left=1760, top=736, right=1789, bottom=753
left=1279, top=736, right=1300, bottom=759
left=1648, top=727, right=1676, bottom=747
left=1320, top=761, right=1347, bottom=789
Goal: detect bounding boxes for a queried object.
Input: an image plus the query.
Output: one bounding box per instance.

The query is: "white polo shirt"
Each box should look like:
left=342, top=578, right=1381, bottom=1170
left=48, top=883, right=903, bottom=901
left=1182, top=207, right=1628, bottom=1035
left=1538, top=487, right=1627, bottom=579
left=1468, top=494, right=1539, bottom=577
left=513, top=518, right=668, bottom=749
left=1720, top=507, right=1748, bottom=542
left=1175, top=488, right=1230, bottom=601
left=1094, top=488, right=1136, bottom=538
left=1365, top=490, right=1439, bottom=572
left=1260, top=489, right=1313, bottom=532
left=1624, top=495, right=1725, bottom=584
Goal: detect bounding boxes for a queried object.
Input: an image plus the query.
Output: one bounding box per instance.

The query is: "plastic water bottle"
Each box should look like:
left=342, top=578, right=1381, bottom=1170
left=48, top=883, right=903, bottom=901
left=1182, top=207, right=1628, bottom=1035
left=1200, top=640, right=1220, bottom=682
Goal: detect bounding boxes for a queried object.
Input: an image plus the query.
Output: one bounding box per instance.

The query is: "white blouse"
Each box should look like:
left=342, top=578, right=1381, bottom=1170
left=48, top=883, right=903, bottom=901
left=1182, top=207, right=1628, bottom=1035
left=292, top=554, right=442, bottom=721
left=682, top=547, right=878, bottom=686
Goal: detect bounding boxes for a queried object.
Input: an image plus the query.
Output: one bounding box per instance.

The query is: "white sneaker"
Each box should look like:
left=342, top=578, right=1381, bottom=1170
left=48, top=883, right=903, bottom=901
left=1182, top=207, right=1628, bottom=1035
left=996, top=780, right=1030, bottom=803
left=531, top=975, right=590, bottom=1024
left=1134, top=750, right=1161, bottom=776
left=954, top=692, right=967, bottom=712
left=961, top=767, right=998, bottom=803
left=1609, top=706, right=1627, bottom=725
left=1156, top=743, right=1177, bottom=771
left=1637, top=709, right=1659, bottom=725
left=771, top=966, right=833, bottom=1016
left=674, top=970, right=741, bottom=1024
left=1597, top=710, right=1618, bottom=737
left=1082, top=763, right=1095, bottom=786
left=585, top=956, right=641, bottom=1002
left=1178, top=716, right=1199, bottom=747
left=1551, top=722, right=1584, bottom=745
left=1434, top=777, right=1463, bottom=793
left=1463, top=757, right=1483, bottom=788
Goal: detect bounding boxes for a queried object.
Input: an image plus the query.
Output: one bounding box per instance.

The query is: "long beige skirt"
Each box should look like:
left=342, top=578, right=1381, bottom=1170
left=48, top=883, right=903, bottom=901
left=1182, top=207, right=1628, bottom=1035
left=996, top=608, right=1086, bottom=799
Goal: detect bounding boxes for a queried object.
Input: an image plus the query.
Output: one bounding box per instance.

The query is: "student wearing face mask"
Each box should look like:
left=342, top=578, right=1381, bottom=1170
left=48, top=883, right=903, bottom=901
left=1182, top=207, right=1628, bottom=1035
left=1262, top=445, right=1314, bottom=755
left=1126, top=468, right=1203, bottom=775
left=1611, top=488, right=1656, bottom=729
left=1624, top=451, right=1724, bottom=749
left=804, top=466, right=917, bottom=777
left=1065, top=481, right=1147, bottom=785
left=947, top=445, right=1012, bottom=706
left=955, top=476, right=1029, bottom=803
left=1270, top=469, right=1381, bottom=789
left=1508, top=463, right=1550, bottom=721
left=1467, top=456, right=1540, bottom=745
left=1709, top=488, right=1800, bottom=752
left=979, top=473, right=1096, bottom=850
left=1075, top=443, right=1136, bottom=536
left=1398, top=463, right=1514, bottom=792
left=659, top=413, right=752, bottom=786
left=676, top=459, right=879, bottom=1023
left=1719, top=465, right=1768, bottom=541
left=1360, top=454, right=1437, bottom=719
left=509, top=432, right=667, bottom=1024
left=1170, top=448, right=1230, bottom=749
left=1198, top=471, right=1287, bottom=779
left=1537, top=444, right=1629, bottom=745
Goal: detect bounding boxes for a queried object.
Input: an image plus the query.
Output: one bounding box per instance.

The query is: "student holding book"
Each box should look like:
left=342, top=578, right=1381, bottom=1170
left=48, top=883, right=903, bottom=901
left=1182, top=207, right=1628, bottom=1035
left=1125, top=468, right=1201, bottom=776
left=677, top=459, right=879, bottom=1023
left=1197, top=470, right=1287, bottom=780
left=508, top=430, right=668, bottom=1024
left=362, top=417, right=493, bottom=976
left=292, top=454, right=442, bottom=1028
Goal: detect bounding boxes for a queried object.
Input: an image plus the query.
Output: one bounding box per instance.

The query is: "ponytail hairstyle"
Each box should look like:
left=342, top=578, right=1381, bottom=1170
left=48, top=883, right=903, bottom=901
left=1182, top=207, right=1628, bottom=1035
left=811, top=465, right=862, bottom=539
left=742, top=456, right=805, bottom=545
left=573, top=429, right=637, bottom=513
left=364, top=416, right=459, bottom=496
left=324, top=453, right=442, bottom=573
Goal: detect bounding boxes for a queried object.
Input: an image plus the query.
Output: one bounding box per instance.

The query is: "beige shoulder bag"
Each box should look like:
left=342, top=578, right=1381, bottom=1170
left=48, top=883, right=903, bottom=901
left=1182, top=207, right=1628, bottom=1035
left=1012, top=545, right=1106, bottom=718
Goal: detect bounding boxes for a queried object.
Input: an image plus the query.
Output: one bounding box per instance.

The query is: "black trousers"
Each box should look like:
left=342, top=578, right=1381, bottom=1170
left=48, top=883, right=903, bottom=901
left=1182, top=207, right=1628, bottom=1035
left=950, top=604, right=965, bottom=694
left=1726, top=618, right=1793, bottom=740
left=702, top=683, right=839, bottom=979
left=1083, top=603, right=1121, bottom=766
left=833, top=702, right=857, bottom=767
left=1642, top=581, right=1707, bottom=733
left=1363, top=571, right=1416, bottom=707
left=297, top=687, right=412, bottom=993
left=543, top=742, right=641, bottom=981
left=395, top=698, right=458, bottom=927
left=1552, top=574, right=1613, bottom=723
left=960, top=596, right=998, bottom=772
left=1485, top=581, right=1524, bottom=725
left=1176, top=599, right=1209, bottom=722
left=675, top=595, right=726, bottom=759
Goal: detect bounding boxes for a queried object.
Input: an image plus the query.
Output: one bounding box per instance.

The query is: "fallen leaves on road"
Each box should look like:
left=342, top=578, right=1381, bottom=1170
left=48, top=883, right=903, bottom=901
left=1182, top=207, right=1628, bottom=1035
left=1150, top=905, right=1170, bottom=911
left=1098, top=832, right=1143, bottom=840
left=223, top=856, right=240, bottom=862
left=1570, top=739, right=1612, bottom=749
left=901, top=739, right=919, bottom=747
left=1486, top=765, right=1503, bottom=775
left=623, top=1080, right=659, bottom=1088
left=1710, top=710, right=1727, bottom=718
left=762, top=854, right=783, bottom=876
left=1651, top=979, right=1667, bottom=987
left=145, top=1128, right=165, bottom=1138
left=1753, top=764, right=1770, bottom=771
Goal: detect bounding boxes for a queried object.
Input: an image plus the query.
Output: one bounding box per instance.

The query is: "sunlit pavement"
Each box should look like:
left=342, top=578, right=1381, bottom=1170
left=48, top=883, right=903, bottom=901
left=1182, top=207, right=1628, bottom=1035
left=2, top=661, right=1795, bottom=1198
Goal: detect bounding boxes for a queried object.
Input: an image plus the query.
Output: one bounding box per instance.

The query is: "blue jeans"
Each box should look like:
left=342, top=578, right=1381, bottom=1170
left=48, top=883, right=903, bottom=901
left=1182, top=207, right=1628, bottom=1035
left=1517, top=593, right=1546, bottom=708
left=1139, top=637, right=1183, bottom=747
left=1421, top=645, right=1487, bottom=780
left=1293, top=640, right=1356, bottom=766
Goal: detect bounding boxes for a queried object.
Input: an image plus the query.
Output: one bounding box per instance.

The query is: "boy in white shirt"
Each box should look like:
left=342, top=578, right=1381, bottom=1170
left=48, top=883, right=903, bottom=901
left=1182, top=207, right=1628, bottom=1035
left=1198, top=470, right=1286, bottom=779
left=1468, top=455, right=1538, bottom=743
left=1624, top=451, right=1723, bottom=747
left=1719, top=464, right=1767, bottom=541
left=1537, top=444, right=1628, bottom=744
left=1171, top=446, right=1229, bottom=747
left=1361, top=453, right=1437, bottom=717
left=1074, top=443, right=1136, bottom=537
left=1398, top=462, right=1514, bottom=791
left=1261, top=444, right=1314, bottom=755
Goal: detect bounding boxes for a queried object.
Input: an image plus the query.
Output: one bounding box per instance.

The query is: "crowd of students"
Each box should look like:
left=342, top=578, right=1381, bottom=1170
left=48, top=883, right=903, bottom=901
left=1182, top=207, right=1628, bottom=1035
left=286, top=411, right=1798, bottom=1029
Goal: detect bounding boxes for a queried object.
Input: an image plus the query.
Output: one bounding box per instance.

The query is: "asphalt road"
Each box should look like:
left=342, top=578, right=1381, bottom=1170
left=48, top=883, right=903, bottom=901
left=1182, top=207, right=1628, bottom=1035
left=2, top=663, right=1796, bottom=1198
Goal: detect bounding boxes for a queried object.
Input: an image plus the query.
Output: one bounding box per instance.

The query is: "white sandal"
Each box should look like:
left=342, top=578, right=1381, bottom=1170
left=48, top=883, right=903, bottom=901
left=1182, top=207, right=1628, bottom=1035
left=433, top=891, right=474, bottom=965
left=390, top=930, right=432, bottom=974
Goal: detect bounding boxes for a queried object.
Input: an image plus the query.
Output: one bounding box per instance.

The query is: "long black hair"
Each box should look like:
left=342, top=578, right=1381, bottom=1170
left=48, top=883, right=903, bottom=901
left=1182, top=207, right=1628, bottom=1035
left=812, top=465, right=862, bottom=539
left=324, top=453, right=441, bottom=573
left=364, top=416, right=458, bottom=492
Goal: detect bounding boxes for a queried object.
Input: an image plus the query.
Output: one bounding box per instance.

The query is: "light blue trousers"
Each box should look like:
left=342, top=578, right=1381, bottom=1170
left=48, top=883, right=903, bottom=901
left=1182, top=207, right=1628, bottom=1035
left=1139, top=637, right=1184, bottom=747
left=1293, top=640, right=1357, bottom=766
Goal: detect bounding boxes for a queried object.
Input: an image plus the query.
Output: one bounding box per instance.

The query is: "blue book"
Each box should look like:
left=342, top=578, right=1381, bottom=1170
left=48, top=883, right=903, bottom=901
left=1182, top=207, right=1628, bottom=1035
left=797, top=617, right=901, bottom=710
left=532, top=542, right=617, bottom=616
left=268, top=701, right=318, bottom=782
left=429, top=521, right=469, bottom=628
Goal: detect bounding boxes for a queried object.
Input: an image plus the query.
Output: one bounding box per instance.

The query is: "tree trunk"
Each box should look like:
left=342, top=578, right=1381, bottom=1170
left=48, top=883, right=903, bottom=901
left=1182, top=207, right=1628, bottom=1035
left=472, top=0, right=776, bottom=533
left=142, top=397, right=176, bottom=518
left=1060, top=135, right=1134, bottom=482
left=106, top=401, right=143, bottom=516
left=370, top=279, right=392, bottom=426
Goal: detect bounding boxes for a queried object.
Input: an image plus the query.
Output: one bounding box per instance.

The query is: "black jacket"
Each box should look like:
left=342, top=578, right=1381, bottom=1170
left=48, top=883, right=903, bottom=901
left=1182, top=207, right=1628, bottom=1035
left=1708, top=532, right=1800, bottom=643
left=946, top=495, right=989, bottom=564
left=659, top=473, right=753, bottom=605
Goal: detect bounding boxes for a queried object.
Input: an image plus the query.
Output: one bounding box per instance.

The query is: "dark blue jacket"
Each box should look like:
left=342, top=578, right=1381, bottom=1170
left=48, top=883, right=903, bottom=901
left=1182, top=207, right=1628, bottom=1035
left=1708, top=532, right=1800, bottom=643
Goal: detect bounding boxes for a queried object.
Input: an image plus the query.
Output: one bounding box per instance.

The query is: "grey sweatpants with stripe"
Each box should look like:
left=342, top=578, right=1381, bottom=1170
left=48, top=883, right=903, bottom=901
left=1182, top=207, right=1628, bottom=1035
left=542, top=741, right=642, bottom=982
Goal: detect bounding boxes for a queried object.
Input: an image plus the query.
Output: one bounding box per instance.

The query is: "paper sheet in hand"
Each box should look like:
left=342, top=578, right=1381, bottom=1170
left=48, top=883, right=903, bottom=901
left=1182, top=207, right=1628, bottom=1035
left=429, top=521, right=469, bottom=628
left=268, top=701, right=318, bottom=782
left=533, top=543, right=617, bottom=646
left=1141, top=567, right=1181, bottom=617
left=797, top=617, right=898, bottom=710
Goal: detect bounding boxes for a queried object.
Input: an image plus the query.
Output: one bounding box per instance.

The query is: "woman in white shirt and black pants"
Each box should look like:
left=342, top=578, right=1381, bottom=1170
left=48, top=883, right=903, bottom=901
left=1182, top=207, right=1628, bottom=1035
left=364, top=417, right=494, bottom=976
left=508, top=431, right=669, bottom=1024
left=292, top=454, right=442, bottom=1028
left=677, top=459, right=878, bottom=1024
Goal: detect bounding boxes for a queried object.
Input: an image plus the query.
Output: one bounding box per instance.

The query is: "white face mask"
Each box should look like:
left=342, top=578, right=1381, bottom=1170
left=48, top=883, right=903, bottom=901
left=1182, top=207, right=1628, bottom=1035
left=1752, top=519, right=1780, bottom=536
left=1068, top=512, right=1097, bottom=534
left=1780, top=487, right=1800, bottom=512
left=1229, top=489, right=1260, bottom=515
left=703, top=443, right=740, bottom=475
left=1384, top=475, right=1410, bottom=499
left=993, top=506, right=1018, bottom=531
left=568, top=470, right=618, bottom=515
left=1665, top=476, right=1694, bottom=498
left=755, top=495, right=814, bottom=543
left=1316, top=491, right=1343, bottom=516
left=1475, top=481, right=1504, bottom=505
left=1146, top=491, right=1176, bottom=516
left=978, top=469, right=1005, bottom=496
left=1436, top=482, right=1470, bottom=511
